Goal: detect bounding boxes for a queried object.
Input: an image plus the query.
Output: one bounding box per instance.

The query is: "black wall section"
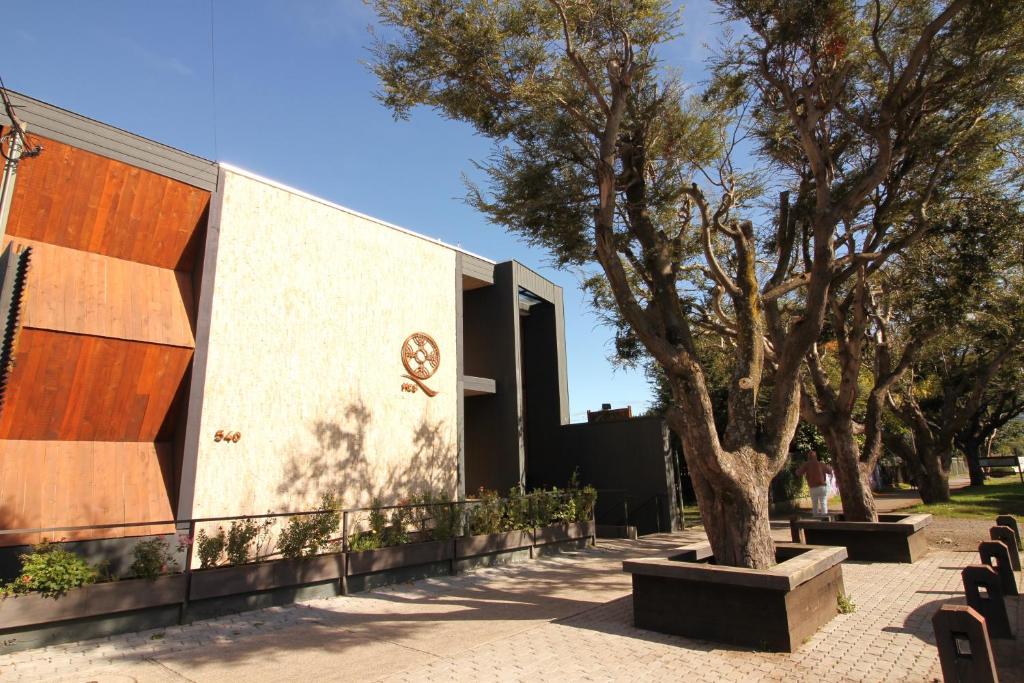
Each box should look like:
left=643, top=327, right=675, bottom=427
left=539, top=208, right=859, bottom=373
left=520, top=300, right=562, bottom=481
left=463, top=263, right=522, bottom=493
left=527, top=416, right=681, bottom=535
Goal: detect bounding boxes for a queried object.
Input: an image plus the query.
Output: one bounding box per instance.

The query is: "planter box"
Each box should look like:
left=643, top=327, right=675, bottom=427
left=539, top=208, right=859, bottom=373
left=346, top=539, right=453, bottom=576
left=455, top=530, right=532, bottom=559
left=623, top=542, right=847, bottom=652
left=189, top=554, right=344, bottom=601
left=0, top=574, right=186, bottom=630
left=791, top=513, right=931, bottom=563
left=533, top=521, right=596, bottom=545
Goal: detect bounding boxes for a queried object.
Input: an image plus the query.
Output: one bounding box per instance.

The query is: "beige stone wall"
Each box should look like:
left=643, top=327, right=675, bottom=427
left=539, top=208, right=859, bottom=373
left=190, top=170, right=459, bottom=519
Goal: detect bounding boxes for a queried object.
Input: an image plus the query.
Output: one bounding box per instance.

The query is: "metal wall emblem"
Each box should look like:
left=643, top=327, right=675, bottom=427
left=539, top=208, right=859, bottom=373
left=401, top=332, right=439, bottom=397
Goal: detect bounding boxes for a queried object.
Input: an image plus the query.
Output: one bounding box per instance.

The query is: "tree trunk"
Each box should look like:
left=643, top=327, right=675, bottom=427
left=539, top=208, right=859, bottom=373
left=667, top=412, right=777, bottom=569
left=915, top=458, right=951, bottom=503
left=823, top=424, right=878, bottom=522
left=963, top=438, right=987, bottom=487
left=690, top=462, right=776, bottom=569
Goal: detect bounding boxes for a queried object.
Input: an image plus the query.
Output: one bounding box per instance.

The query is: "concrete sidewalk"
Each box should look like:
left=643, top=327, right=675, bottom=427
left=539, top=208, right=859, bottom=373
left=0, top=527, right=1016, bottom=683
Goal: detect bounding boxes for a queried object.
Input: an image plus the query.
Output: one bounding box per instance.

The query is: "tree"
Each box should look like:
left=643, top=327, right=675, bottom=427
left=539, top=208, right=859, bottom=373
left=370, top=0, right=1020, bottom=568
left=738, top=1, right=1024, bottom=522
left=883, top=195, right=1024, bottom=502
left=955, top=372, right=1024, bottom=485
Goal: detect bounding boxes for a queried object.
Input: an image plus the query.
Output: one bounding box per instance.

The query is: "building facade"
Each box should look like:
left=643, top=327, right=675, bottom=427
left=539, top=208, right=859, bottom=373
left=0, top=91, right=570, bottom=552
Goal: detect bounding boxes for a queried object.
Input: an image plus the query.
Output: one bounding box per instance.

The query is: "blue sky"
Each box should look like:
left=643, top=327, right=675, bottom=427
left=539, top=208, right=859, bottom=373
left=3, top=0, right=722, bottom=422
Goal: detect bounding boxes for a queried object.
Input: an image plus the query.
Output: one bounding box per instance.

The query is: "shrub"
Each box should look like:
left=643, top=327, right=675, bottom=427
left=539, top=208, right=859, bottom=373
left=552, top=491, right=577, bottom=523
left=410, top=489, right=460, bottom=540
left=572, top=486, right=598, bottom=522
left=352, top=498, right=413, bottom=549
left=348, top=530, right=381, bottom=552
left=225, top=519, right=262, bottom=565
left=196, top=528, right=226, bottom=568
left=277, top=493, right=341, bottom=559
left=383, top=505, right=412, bottom=547
left=467, top=488, right=505, bottom=535
left=130, top=538, right=179, bottom=579
left=3, top=541, right=97, bottom=598
left=531, top=489, right=559, bottom=527
left=505, top=485, right=531, bottom=530
left=772, top=461, right=809, bottom=503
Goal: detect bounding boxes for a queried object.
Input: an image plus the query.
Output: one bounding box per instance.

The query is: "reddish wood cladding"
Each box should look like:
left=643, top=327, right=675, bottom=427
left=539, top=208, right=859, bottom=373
left=0, top=329, right=192, bottom=442
left=4, top=238, right=196, bottom=348
left=0, top=440, right=175, bottom=546
left=5, top=135, right=210, bottom=270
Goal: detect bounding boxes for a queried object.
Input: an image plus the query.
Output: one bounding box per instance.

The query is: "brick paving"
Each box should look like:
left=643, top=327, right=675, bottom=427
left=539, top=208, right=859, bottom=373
left=0, top=527, right=1019, bottom=682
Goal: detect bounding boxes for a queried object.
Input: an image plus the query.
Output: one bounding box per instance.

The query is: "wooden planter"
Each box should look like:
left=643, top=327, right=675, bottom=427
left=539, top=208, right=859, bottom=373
left=791, top=513, right=932, bottom=563
left=623, top=542, right=848, bottom=652
left=533, top=521, right=596, bottom=545
left=346, top=539, right=453, bottom=576
left=188, top=554, right=345, bottom=601
left=0, top=574, right=186, bottom=630
left=455, top=530, right=532, bottom=559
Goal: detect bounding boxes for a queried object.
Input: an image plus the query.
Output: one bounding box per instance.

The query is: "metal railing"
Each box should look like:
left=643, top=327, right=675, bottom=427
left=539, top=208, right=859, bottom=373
left=0, top=489, right=596, bottom=578
left=595, top=489, right=668, bottom=533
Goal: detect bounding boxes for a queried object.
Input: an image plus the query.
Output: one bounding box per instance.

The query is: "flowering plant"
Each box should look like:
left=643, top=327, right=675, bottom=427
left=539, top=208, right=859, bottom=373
left=130, top=538, right=179, bottom=579
left=2, top=541, right=97, bottom=598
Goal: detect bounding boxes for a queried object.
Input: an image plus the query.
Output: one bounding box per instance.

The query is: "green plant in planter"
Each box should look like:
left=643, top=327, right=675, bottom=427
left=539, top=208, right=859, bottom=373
left=348, top=529, right=381, bottom=552
left=553, top=493, right=577, bottom=523
left=360, top=498, right=413, bottom=548
left=531, top=489, right=560, bottom=527
left=564, top=470, right=597, bottom=523
left=384, top=505, right=412, bottom=547
left=3, top=541, right=97, bottom=598
left=196, top=528, right=226, bottom=568
left=505, top=485, right=531, bottom=530
left=277, top=493, right=341, bottom=559
left=130, top=538, right=179, bottom=579
left=467, top=488, right=504, bottom=535
left=572, top=486, right=598, bottom=523
left=410, top=489, right=460, bottom=540
left=226, top=519, right=262, bottom=565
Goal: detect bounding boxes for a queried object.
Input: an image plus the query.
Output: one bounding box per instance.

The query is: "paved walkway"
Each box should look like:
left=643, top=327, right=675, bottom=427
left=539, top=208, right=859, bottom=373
left=0, top=526, right=1019, bottom=682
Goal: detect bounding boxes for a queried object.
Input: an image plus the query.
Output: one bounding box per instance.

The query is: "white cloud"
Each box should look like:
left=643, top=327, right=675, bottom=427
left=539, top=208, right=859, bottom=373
left=121, top=37, right=194, bottom=77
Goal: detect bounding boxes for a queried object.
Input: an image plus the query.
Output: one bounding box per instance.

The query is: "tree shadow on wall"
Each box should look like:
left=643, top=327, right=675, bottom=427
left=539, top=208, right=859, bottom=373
left=275, top=398, right=456, bottom=509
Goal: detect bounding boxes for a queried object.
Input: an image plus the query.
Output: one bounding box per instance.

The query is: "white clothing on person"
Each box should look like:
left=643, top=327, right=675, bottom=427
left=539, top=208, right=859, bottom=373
left=810, top=485, right=830, bottom=517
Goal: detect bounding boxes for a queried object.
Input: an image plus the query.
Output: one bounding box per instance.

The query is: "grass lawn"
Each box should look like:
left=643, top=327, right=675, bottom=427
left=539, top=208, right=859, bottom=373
left=903, top=474, right=1024, bottom=519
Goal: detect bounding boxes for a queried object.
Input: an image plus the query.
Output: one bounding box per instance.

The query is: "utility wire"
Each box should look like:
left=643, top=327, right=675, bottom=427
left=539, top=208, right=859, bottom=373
left=209, top=0, right=219, bottom=159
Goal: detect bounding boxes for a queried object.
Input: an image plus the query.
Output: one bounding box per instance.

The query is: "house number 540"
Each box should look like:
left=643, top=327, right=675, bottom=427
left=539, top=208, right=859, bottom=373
left=214, top=430, right=241, bottom=443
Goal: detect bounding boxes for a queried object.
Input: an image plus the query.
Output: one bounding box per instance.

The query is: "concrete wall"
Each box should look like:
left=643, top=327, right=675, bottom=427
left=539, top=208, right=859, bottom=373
left=183, top=169, right=459, bottom=518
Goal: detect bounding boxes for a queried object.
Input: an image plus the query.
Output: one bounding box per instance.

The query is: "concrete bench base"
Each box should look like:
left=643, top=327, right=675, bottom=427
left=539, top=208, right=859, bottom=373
left=792, top=514, right=932, bottom=563
left=623, top=542, right=848, bottom=652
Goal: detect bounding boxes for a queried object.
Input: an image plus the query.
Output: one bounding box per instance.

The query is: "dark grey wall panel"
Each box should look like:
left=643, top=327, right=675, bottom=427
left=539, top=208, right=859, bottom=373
left=520, top=301, right=562, bottom=480
left=463, top=262, right=523, bottom=493
left=461, top=254, right=494, bottom=284
left=1, top=91, right=217, bottom=190
left=528, top=416, right=679, bottom=534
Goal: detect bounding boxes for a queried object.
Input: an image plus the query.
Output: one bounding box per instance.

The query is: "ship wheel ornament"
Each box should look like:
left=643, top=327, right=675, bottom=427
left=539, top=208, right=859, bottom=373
left=401, top=332, right=440, bottom=397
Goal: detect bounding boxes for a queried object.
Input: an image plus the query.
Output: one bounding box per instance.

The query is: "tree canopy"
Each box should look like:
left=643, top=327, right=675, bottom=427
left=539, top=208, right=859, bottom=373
left=370, top=0, right=1024, bottom=567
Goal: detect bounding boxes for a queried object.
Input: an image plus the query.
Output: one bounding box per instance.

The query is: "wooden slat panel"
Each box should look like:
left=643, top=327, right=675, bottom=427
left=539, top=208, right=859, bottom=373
left=0, top=441, right=175, bottom=546
left=2, top=238, right=195, bottom=348
left=0, top=329, right=192, bottom=441
left=5, top=135, right=210, bottom=270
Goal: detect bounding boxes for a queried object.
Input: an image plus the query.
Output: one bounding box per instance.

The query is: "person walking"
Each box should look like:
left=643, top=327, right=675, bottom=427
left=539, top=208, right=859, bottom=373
left=797, top=450, right=834, bottom=518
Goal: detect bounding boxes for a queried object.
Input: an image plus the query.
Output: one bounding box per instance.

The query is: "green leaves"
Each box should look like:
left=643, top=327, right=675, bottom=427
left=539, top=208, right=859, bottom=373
left=4, top=541, right=97, bottom=599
